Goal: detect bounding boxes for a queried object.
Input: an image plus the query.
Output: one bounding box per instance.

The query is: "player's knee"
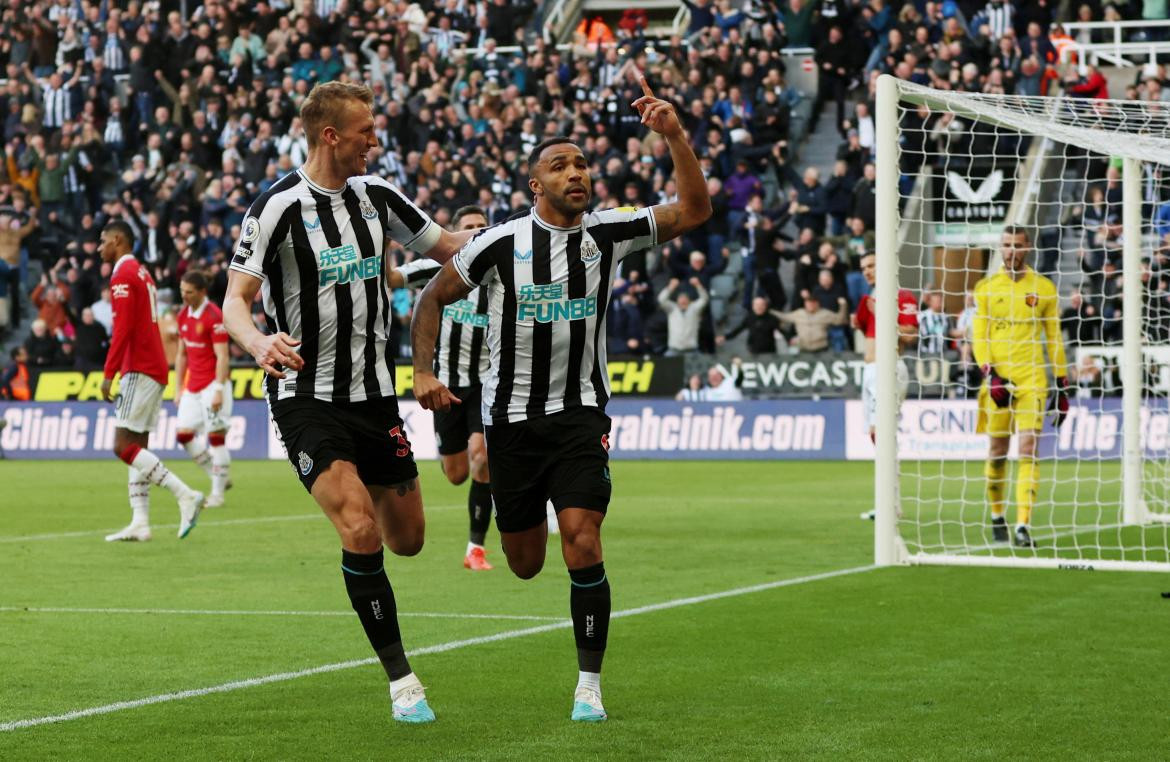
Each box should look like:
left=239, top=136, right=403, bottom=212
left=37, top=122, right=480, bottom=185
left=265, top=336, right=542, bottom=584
left=338, top=513, right=381, bottom=554
left=561, top=526, right=602, bottom=566
left=383, top=526, right=425, bottom=557
left=208, top=432, right=226, bottom=447
left=441, top=455, right=469, bottom=485
left=507, top=555, right=544, bottom=580
left=176, top=430, right=195, bottom=445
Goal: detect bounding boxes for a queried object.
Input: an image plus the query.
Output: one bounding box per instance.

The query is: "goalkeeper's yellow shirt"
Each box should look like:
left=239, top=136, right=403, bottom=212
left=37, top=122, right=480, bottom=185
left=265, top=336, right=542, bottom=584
left=972, top=266, right=1067, bottom=390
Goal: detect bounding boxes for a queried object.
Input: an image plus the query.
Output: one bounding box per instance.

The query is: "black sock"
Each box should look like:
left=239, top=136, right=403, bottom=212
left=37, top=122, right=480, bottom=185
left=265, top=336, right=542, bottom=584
left=341, top=549, right=411, bottom=681
left=569, top=562, right=610, bottom=673
left=468, top=479, right=493, bottom=546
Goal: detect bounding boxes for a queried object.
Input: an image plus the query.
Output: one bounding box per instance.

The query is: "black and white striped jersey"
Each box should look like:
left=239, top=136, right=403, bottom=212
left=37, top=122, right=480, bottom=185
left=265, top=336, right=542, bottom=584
left=435, top=287, right=491, bottom=388
left=229, top=169, right=441, bottom=403
left=453, top=206, right=658, bottom=424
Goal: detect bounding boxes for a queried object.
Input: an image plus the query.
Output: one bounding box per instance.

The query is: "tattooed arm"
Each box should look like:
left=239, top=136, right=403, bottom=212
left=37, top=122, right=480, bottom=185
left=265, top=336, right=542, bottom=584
left=632, top=76, right=713, bottom=243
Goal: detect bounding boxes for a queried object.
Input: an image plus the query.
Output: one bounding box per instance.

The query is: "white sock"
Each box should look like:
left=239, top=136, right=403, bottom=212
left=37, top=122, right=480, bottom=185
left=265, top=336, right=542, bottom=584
left=128, top=466, right=150, bottom=526
left=576, top=671, right=601, bottom=695
left=183, top=436, right=213, bottom=476
left=389, top=672, right=421, bottom=700
left=466, top=541, right=483, bottom=556
left=130, top=447, right=192, bottom=500
left=210, top=444, right=231, bottom=496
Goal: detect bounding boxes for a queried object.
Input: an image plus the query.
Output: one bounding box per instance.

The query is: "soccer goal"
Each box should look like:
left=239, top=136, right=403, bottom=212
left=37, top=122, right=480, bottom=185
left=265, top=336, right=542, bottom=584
left=873, top=74, right=1170, bottom=572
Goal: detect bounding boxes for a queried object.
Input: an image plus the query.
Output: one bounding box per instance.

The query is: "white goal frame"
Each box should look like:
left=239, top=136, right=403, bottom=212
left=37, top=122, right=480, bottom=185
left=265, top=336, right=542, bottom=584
left=873, top=74, right=1170, bottom=572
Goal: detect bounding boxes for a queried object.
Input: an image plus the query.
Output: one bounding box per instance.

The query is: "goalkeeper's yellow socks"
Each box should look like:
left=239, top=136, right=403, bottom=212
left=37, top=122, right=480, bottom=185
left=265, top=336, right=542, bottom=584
left=1016, top=460, right=1038, bottom=527
left=985, top=459, right=1007, bottom=519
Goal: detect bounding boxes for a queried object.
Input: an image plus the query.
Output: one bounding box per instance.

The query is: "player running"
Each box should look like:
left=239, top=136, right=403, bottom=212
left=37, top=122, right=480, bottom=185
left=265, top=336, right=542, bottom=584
left=411, top=77, right=711, bottom=722
left=854, top=251, right=918, bottom=520
left=100, top=221, right=204, bottom=542
left=174, top=270, right=232, bottom=508
left=415, top=205, right=496, bottom=570
left=973, top=226, right=1070, bottom=547
left=221, top=82, right=472, bottom=725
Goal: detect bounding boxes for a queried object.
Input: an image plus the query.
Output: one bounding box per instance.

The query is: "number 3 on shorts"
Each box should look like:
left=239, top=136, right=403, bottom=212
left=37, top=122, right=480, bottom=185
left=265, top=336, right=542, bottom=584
left=389, top=425, right=411, bottom=457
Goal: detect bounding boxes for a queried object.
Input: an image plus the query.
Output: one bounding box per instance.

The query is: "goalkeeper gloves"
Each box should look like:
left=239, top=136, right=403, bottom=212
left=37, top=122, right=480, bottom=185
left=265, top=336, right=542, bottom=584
left=1048, top=377, right=1070, bottom=428
left=981, top=365, right=1012, bottom=408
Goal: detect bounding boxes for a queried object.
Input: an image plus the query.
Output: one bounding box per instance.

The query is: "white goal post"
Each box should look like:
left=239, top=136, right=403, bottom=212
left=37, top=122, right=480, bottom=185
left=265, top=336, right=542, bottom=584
left=874, top=74, right=1170, bottom=572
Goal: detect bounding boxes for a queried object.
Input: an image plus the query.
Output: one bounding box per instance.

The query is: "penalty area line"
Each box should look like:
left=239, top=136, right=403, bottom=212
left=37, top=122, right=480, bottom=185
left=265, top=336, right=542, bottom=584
left=0, top=564, right=876, bottom=732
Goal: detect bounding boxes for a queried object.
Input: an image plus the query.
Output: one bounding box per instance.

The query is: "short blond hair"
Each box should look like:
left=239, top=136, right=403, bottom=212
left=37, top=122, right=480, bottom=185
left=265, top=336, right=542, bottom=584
left=300, top=82, right=374, bottom=149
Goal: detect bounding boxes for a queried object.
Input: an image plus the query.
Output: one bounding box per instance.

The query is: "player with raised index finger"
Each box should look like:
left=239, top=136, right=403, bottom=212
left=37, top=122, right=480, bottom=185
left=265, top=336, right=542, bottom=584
left=410, top=77, right=711, bottom=722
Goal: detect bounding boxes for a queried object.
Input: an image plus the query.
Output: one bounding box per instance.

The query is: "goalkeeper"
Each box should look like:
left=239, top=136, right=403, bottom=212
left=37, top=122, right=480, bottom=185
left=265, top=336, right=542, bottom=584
left=973, top=226, right=1070, bottom=548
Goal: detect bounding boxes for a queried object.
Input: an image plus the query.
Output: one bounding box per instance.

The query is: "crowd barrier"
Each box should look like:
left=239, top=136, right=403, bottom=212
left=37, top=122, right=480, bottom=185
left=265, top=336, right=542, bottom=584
left=1, top=398, right=1160, bottom=461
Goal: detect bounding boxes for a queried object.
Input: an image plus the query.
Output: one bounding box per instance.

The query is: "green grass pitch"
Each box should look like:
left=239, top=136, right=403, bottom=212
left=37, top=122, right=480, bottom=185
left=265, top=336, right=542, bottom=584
left=0, top=459, right=1166, bottom=760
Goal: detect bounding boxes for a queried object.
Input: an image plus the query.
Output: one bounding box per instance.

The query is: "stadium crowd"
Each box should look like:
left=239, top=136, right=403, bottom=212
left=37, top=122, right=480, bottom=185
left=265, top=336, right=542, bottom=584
left=1, top=0, right=1168, bottom=401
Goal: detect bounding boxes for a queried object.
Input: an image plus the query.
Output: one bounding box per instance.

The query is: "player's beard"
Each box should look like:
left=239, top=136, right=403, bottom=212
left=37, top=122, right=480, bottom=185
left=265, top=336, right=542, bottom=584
left=549, top=184, right=592, bottom=219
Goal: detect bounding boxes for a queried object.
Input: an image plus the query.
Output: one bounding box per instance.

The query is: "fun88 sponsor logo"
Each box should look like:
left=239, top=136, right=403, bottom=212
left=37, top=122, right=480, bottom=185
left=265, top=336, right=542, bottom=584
left=319, top=244, right=381, bottom=286
left=516, top=282, right=597, bottom=323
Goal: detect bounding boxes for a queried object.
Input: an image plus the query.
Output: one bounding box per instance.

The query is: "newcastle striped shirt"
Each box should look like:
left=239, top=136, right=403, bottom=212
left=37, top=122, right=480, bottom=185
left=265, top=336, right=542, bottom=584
left=453, top=206, right=658, bottom=424
left=436, top=286, right=491, bottom=388
left=229, top=169, right=441, bottom=402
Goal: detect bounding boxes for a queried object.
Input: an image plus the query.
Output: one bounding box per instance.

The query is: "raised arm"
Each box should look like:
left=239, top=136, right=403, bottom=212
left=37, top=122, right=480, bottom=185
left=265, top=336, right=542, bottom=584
left=222, top=270, right=302, bottom=378
left=410, top=262, right=473, bottom=411
left=633, top=77, right=712, bottom=243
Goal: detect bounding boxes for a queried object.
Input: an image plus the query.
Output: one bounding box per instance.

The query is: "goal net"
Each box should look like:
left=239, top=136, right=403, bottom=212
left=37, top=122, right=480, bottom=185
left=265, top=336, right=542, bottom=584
left=873, top=75, right=1170, bottom=572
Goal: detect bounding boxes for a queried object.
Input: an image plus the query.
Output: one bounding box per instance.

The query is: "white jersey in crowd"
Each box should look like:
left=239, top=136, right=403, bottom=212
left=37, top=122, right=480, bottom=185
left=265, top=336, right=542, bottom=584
left=229, top=169, right=440, bottom=403
left=453, top=206, right=658, bottom=425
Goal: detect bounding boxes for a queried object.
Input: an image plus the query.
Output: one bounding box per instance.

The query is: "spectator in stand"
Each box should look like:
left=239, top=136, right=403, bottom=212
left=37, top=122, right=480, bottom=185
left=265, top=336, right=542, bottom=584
left=24, top=318, right=60, bottom=366
left=705, top=358, right=745, bottom=401
left=90, top=285, right=113, bottom=335
left=608, top=280, right=647, bottom=354
left=788, top=166, right=828, bottom=235
left=823, top=159, right=854, bottom=235
left=778, top=295, right=848, bottom=353
left=31, top=270, right=72, bottom=337
left=1062, top=289, right=1103, bottom=346
left=719, top=297, right=785, bottom=355
left=852, top=162, right=877, bottom=230
left=659, top=277, right=710, bottom=355
left=74, top=305, right=109, bottom=370
left=1064, top=63, right=1109, bottom=99
left=0, top=207, right=37, bottom=327
left=917, top=291, right=950, bottom=355
left=1, top=346, right=32, bottom=400
left=812, top=25, right=852, bottom=136
left=723, top=159, right=762, bottom=244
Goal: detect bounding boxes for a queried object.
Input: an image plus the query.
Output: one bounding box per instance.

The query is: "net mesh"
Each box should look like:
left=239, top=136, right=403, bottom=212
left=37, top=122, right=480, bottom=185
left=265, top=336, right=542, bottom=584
left=886, top=80, right=1170, bottom=568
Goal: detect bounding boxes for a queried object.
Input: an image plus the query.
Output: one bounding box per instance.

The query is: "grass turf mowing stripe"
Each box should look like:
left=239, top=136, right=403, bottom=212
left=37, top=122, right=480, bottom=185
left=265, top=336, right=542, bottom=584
left=0, top=564, right=877, bottom=732
left=0, top=606, right=565, bottom=621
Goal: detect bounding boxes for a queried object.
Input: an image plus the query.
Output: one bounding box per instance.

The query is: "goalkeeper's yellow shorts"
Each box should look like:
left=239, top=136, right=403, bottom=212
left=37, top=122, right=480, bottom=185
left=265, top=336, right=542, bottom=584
left=977, top=385, right=1046, bottom=436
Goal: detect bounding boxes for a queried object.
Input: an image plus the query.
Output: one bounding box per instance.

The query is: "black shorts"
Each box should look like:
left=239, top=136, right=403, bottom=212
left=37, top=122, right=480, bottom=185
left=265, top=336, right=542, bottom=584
left=432, top=384, right=484, bottom=456
left=270, top=396, right=418, bottom=492
left=485, top=407, right=612, bottom=534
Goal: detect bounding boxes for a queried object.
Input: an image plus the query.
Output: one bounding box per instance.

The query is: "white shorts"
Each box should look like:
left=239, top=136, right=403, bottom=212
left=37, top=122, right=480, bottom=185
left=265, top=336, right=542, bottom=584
left=114, top=372, right=165, bottom=433
left=177, top=381, right=234, bottom=433
left=862, top=361, right=910, bottom=432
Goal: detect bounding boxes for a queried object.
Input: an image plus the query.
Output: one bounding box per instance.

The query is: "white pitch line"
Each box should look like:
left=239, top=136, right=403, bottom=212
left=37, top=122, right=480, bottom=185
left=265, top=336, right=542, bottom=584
left=0, top=606, right=564, bottom=622
left=0, top=564, right=876, bottom=733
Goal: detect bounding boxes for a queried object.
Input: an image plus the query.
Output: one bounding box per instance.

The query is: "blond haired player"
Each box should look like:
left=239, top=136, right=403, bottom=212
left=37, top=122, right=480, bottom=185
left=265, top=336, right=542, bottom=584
left=973, top=226, right=1070, bottom=547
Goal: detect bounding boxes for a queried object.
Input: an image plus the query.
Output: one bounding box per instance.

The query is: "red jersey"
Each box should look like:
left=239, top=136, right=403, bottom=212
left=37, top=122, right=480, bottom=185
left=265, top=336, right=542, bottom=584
left=855, top=288, right=919, bottom=339
left=177, top=300, right=228, bottom=392
left=104, top=255, right=169, bottom=385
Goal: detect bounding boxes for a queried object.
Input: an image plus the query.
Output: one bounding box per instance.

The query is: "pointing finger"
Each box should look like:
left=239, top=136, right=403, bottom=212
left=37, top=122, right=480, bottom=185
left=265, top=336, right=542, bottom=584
left=639, top=75, right=654, bottom=99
